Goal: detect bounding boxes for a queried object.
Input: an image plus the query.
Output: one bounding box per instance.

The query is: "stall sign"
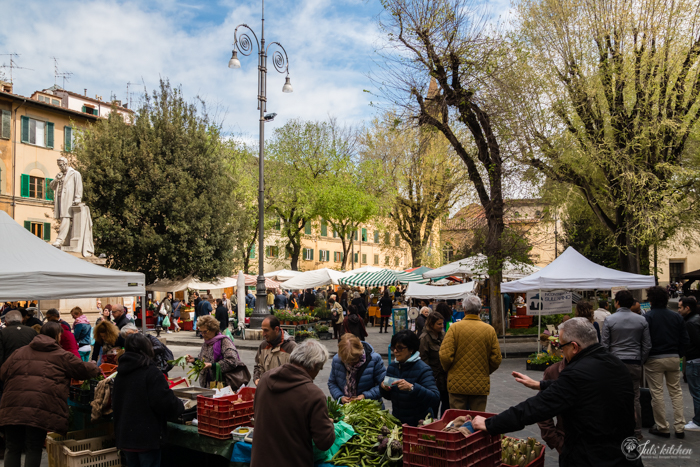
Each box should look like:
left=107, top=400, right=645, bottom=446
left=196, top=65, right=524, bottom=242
left=526, top=290, right=572, bottom=316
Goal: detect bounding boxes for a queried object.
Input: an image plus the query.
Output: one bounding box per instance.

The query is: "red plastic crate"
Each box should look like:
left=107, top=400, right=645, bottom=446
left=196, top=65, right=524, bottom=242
left=99, top=363, right=117, bottom=377
left=196, top=388, right=255, bottom=414
left=403, top=410, right=501, bottom=467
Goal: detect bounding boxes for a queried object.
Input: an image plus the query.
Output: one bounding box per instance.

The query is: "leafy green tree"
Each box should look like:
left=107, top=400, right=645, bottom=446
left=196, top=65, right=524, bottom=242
left=510, top=0, right=700, bottom=274
left=74, top=80, right=239, bottom=284
left=265, top=118, right=354, bottom=270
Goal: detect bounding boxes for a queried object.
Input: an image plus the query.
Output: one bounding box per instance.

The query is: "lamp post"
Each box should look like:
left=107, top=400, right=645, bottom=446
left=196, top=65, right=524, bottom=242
left=229, top=0, right=292, bottom=329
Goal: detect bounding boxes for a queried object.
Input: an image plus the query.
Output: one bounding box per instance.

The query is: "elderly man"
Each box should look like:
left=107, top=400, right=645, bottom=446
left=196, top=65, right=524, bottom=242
left=601, top=289, right=651, bottom=439
left=111, top=305, right=130, bottom=330
left=439, top=295, right=501, bottom=412
left=0, top=310, right=37, bottom=384
left=254, top=316, right=296, bottom=386
left=49, top=156, right=83, bottom=248
left=251, top=340, right=335, bottom=467
left=45, top=309, right=80, bottom=358
left=473, top=318, right=639, bottom=466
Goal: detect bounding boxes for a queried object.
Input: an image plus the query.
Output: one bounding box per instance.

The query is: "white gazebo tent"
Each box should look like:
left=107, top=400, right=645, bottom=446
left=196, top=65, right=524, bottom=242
left=280, top=268, right=348, bottom=290
left=501, top=247, right=656, bottom=351
left=0, top=210, right=146, bottom=327
left=404, top=282, right=476, bottom=301
left=146, top=276, right=239, bottom=293
left=264, top=269, right=302, bottom=282
left=423, top=254, right=541, bottom=281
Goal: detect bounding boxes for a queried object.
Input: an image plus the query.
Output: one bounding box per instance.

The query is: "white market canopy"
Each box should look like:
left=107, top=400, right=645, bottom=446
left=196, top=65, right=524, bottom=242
left=0, top=210, right=145, bottom=301
left=344, top=265, right=386, bottom=275
left=339, top=269, right=428, bottom=287
left=146, top=275, right=238, bottom=293
left=280, top=268, right=348, bottom=290
left=501, top=247, right=656, bottom=292
left=423, top=254, right=541, bottom=280
left=404, top=281, right=476, bottom=301
left=264, top=269, right=302, bottom=282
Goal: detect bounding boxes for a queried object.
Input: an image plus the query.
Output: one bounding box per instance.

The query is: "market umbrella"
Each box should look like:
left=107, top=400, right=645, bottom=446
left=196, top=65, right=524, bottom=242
left=339, top=269, right=428, bottom=287
left=279, top=268, right=348, bottom=290
left=243, top=274, right=281, bottom=289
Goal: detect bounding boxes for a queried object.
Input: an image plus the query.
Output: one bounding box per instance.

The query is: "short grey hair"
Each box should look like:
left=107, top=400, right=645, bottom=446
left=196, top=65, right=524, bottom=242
left=462, top=295, right=482, bottom=315
left=120, top=323, right=139, bottom=336
left=559, top=317, right=598, bottom=348
left=5, top=310, right=22, bottom=324
left=420, top=306, right=431, bottom=315
left=289, top=339, right=329, bottom=373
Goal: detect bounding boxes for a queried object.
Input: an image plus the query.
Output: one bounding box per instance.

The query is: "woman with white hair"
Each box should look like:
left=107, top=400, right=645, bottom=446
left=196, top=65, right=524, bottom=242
left=251, top=340, right=335, bottom=467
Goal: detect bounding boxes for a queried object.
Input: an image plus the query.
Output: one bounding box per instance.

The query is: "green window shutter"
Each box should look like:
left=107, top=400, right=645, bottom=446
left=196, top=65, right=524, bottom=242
left=23, top=221, right=30, bottom=231
left=304, top=221, right=311, bottom=235
left=395, top=233, right=400, bottom=247
left=354, top=253, right=359, bottom=263
left=362, top=228, right=367, bottom=241
left=43, top=223, right=51, bottom=241
left=321, top=219, right=327, bottom=237
left=46, top=122, right=54, bottom=148
left=384, top=232, right=390, bottom=244
left=20, top=174, right=30, bottom=197
left=64, top=126, right=72, bottom=151
left=311, top=249, right=314, bottom=260
left=82, top=105, right=87, bottom=113
left=20, top=116, right=29, bottom=143
left=45, top=178, right=54, bottom=201
left=250, top=246, right=256, bottom=259
left=1, top=110, right=10, bottom=139
left=374, top=231, right=379, bottom=243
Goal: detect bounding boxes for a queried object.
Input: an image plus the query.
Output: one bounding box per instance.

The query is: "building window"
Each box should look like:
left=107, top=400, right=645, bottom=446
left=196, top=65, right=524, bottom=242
left=395, top=233, right=400, bottom=247
left=354, top=230, right=359, bottom=241
left=669, top=261, right=685, bottom=283
left=334, top=251, right=344, bottom=262
left=333, top=229, right=338, bottom=238
left=384, top=256, right=389, bottom=265
left=274, top=218, right=281, bottom=231
left=384, top=232, right=390, bottom=244
left=361, top=228, right=367, bottom=242
left=266, top=246, right=279, bottom=257
left=321, top=219, right=328, bottom=237
left=395, top=257, right=399, bottom=267
left=20, top=175, right=53, bottom=200
left=354, top=253, right=359, bottom=263
left=443, top=245, right=454, bottom=263
left=1, top=110, right=10, bottom=139
left=303, top=248, right=314, bottom=261
left=64, top=126, right=75, bottom=152
left=24, top=221, right=51, bottom=241
left=20, top=116, right=54, bottom=148
left=374, top=231, right=379, bottom=243
left=304, top=221, right=311, bottom=235
left=374, top=254, right=379, bottom=265
left=320, top=250, right=330, bottom=262
left=362, top=253, right=367, bottom=264
left=82, top=105, right=98, bottom=116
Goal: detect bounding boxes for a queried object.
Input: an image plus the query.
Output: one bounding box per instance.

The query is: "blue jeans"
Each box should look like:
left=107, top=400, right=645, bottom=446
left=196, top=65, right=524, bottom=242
left=193, top=314, right=198, bottom=331
left=687, top=361, right=700, bottom=425
left=123, top=449, right=161, bottom=467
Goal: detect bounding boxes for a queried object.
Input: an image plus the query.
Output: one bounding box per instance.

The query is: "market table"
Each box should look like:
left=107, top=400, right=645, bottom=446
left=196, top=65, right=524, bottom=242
left=164, top=422, right=237, bottom=466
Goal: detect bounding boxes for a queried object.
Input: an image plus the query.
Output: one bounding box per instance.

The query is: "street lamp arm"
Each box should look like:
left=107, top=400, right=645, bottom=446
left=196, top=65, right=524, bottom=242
left=233, top=24, right=261, bottom=56
left=266, top=41, right=291, bottom=75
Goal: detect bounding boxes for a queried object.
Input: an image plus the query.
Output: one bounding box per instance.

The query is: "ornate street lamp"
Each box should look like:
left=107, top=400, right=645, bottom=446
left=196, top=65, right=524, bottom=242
left=229, top=0, right=292, bottom=329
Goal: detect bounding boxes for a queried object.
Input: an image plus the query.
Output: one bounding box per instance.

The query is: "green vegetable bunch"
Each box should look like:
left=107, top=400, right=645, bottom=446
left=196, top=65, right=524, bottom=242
left=326, top=397, right=344, bottom=422
left=167, top=356, right=207, bottom=383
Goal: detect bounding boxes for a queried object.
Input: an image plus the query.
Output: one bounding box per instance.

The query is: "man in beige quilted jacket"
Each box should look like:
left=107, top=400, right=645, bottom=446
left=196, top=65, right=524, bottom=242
left=439, top=295, right=502, bottom=412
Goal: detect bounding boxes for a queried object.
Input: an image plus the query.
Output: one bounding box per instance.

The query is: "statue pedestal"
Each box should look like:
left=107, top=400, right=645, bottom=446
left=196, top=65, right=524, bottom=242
left=60, top=204, right=94, bottom=257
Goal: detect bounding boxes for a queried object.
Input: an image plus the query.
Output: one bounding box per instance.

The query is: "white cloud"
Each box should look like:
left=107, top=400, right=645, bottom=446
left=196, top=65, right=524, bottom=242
left=0, top=0, right=383, bottom=138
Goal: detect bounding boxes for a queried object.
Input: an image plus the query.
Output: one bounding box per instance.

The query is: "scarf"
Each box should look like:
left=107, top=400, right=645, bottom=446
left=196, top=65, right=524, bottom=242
left=74, top=315, right=91, bottom=325
left=344, top=350, right=367, bottom=397
left=395, top=351, right=421, bottom=364
left=206, top=333, right=235, bottom=363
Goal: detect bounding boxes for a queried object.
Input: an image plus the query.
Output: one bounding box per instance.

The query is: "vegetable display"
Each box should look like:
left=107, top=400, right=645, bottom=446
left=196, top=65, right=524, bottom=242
left=501, top=437, right=543, bottom=466
left=327, top=397, right=344, bottom=423
left=330, top=400, right=403, bottom=467
left=167, top=356, right=207, bottom=383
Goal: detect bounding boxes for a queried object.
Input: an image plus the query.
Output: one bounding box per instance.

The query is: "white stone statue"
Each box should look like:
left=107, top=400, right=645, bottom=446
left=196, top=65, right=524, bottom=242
left=50, top=157, right=94, bottom=257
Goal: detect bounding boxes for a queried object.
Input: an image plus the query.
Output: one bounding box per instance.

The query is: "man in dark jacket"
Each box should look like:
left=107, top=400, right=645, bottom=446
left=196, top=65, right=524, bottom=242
left=274, top=290, right=288, bottom=310
left=20, top=308, right=42, bottom=328
left=643, top=286, right=690, bottom=438
left=251, top=340, right=334, bottom=467
left=679, top=296, right=700, bottom=432
left=111, top=305, right=131, bottom=330
left=0, top=310, right=37, bottom=402
left=473, top=318, right=639, bottom=467
left=536, top=358, right=567, bottom=453
left=195, top=295, right=213, bottom=337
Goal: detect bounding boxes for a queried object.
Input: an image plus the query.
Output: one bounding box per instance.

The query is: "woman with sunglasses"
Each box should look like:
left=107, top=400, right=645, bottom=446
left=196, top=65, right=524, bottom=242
left=380, top=330, right=440, bottom=426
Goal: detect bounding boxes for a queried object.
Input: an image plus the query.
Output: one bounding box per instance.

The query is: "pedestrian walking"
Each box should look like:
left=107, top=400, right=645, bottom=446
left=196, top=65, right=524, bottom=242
left=378, top=290, right=393, bottom=334
left=343, top=305, right=368, bottom=341
left=329, top=297, right=344, bottom=340
left=601, top=290, right=651, bottom=439
left=267, top=290, right=275, bottom=312
left=644, top=286, right=690, bottom=439
left=679, top=296, right=700, bottom=432
left=215, top=299, right=229, bottom=332
left=594, top=299, right=611, bottom=329
left=171, top=297, right=182, bottom=332
left=70, top=307, right=93, bottom=362
left=351, top=291, right=367, bottom=321
left=419, top=311, right=449, bottom=417
left=158, top=292, right=173, bottom=333
left=439, top=295, right=501, bottom=412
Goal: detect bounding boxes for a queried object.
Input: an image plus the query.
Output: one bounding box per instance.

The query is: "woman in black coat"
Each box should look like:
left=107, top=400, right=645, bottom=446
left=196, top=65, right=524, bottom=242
left=379, top=290, right=393, bottom=334
left=215, top=299, right=229, bottom=332
left=351, top=292, right=368, bottom=321
left=113, top=333, right=184, bottom=467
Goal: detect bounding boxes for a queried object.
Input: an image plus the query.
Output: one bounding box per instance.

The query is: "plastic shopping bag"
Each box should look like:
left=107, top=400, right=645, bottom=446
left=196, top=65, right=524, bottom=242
left=313, top=421, right=355, bottom=463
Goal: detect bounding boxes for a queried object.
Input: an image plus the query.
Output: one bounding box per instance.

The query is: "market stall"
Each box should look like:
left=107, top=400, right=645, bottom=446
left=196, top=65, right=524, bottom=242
left=422, top=254, right=541, bottom=281
left=338, top=268, right=428, bottom=287
left=501, top=247, right=656, bottom=352
left=264, top=269, right=302, bottom=282
left=403, top=281, right=476, bottom=301
left=280, top=268, right=349, bottom=290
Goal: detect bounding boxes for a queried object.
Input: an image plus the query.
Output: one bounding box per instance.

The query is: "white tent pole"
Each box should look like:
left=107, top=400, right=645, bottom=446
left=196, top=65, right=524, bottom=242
left=501, top=293, right=506, bottom=359
left=538, top=288, right=542, bottom=353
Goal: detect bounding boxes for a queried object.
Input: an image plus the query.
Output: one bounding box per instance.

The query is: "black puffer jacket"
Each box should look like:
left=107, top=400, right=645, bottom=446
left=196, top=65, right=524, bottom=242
left=113, top=352, right=184, bottom=450
left=485, top=344, right=639, bottom=467
left=684, top=311, right=700, bottom=361
left=0, top=323, right=37, bottom=366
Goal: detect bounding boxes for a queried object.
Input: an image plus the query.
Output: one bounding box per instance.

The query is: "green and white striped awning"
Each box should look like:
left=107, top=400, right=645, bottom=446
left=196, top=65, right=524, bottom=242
left=339, top=269, right=428, bottom=287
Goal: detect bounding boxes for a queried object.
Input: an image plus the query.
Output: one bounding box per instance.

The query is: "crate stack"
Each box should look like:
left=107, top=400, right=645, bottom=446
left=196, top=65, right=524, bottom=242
left=46, top=424, right=121, bottom=467
left=197, top=387, right=256, bottom=439
left=403, top=410, right=502, bottom=467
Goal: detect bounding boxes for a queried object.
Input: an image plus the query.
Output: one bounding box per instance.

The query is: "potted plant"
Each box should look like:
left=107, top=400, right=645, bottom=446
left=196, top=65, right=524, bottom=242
left=294, top=329, right=317, bottom=343
left=526, top=352, right=563, bottom=371
left=315, top=324, right=331, bottom=340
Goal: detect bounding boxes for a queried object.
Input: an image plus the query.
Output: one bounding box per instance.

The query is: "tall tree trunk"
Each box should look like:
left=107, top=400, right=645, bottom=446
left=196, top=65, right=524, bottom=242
left=486, top=200, right=505, bottom=334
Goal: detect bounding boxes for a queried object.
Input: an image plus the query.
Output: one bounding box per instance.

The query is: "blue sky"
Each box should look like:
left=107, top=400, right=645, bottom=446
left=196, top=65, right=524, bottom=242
left=0, top=0, right=510, bottom=140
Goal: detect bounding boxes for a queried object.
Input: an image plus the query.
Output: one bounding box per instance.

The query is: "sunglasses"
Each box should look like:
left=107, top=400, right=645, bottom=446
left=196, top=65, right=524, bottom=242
left=391, top=345, right=408, bottom=352
left=560, top=341, right=577, bottom=349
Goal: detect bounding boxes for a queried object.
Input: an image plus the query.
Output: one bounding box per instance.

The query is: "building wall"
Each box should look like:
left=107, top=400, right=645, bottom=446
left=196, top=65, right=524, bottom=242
left=656, top=238, right=700, bottom=286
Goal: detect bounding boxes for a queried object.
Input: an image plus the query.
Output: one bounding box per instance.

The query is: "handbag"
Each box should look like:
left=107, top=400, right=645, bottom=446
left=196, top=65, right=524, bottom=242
left=158, top=301, right=167, bottom=316
left=162, top=315, right=171, bottom=328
